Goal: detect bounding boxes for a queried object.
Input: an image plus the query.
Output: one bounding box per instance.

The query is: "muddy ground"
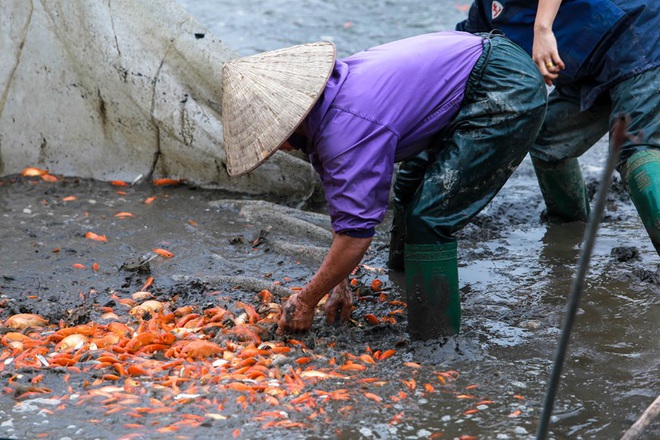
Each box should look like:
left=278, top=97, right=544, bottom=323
left=1, top=0, right=658, bottom=438
left=1, top=144, right=658, bottom=439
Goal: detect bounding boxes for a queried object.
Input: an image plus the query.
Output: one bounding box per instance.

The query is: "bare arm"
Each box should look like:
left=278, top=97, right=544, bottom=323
left=533, top=0, right=565, bottom=85
left=300, top=232, right=371, bottom=307
left=277, top=232, right=372, bottom=333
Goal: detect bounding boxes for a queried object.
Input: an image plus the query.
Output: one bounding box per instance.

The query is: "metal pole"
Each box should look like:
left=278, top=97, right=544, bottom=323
left=535, top=115, right=628, bottom=440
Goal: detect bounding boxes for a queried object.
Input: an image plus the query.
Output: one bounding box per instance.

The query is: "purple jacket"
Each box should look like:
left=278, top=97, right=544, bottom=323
left=301, top=31, right=483, bottom=237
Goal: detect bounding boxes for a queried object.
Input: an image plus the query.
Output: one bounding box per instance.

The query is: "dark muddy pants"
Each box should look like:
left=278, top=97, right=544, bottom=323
left=395, top=34, right=547, bottom=244
left=530, top=67, right=660, bottom=253
left=530, top=67, right=660, bottom=169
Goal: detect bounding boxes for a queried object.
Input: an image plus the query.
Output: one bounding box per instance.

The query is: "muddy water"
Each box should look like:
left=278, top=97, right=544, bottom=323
left=0, top=0, right=658, bottom=439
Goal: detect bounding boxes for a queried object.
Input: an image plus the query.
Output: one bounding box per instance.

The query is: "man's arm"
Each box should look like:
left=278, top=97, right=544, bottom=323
left=277, top=232, right=372, bottom=333
left=533, top=0, right=565, bottom=85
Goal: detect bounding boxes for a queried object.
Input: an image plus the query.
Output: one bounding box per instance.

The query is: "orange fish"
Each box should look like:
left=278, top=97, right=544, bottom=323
left=153, top=178, right=183, bottom=186
left=363, top=392, right=383, bottom=402
left=153, top=248, right=174, bottom=258
left=22, top=167, right=48, bottom=176
left=85, top=232, right=108, bottom=242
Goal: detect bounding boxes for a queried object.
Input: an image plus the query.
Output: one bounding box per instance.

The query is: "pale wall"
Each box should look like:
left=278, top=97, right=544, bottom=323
left=0, top=0, right=320, bottom=199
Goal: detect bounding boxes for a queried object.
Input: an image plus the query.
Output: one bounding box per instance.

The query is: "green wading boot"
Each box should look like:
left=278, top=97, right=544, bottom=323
left=532, top=156, right=590, bottom=222
left=388, top=203, right=406, bottom=272
left=404, top=242, right=460, bottom=340
left=622, top=150, right=660, bottom=255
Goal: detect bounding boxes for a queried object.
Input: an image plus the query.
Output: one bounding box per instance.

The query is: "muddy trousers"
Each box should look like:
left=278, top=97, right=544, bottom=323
left=393, top=35, right=547, bottom=340
left=530, top=67, right=660, bottom=255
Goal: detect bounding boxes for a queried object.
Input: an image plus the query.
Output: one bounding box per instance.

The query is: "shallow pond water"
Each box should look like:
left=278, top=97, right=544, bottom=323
left=0, top=1, right=658, bottom=439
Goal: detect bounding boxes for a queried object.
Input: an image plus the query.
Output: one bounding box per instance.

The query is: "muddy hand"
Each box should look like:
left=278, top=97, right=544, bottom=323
left=324, top=278, right=353, bottom=324
left=276, top=293, right=315, bottom=334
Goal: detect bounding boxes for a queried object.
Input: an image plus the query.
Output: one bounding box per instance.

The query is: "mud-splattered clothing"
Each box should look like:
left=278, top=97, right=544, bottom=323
left=396, top=34, right=548, bottom=243
left=457, top=0, right=660, bottom=254
left=456, top=0, right=660, bottom=111
left=299, top=31, right=482, bottom=238
left=298, top=31, right=547, bottom=240
left=457, top=0, right=660, bottom=166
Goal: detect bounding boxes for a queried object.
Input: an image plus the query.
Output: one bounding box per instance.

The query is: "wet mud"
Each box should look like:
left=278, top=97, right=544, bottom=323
left=1, top=149, right=658, bottom=440
left=1, top=1, right=658, bottom=438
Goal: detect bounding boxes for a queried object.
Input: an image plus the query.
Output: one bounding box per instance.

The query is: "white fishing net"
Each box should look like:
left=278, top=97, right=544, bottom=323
left=0, top=0, right=319, bottom=199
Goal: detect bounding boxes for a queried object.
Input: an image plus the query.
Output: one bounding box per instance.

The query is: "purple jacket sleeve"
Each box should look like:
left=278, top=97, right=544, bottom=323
left=311, top=108, right=398, bottom=237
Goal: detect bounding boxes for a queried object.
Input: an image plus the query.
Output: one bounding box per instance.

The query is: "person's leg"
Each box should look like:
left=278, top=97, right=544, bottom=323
left=530, top=84, right=610, bottom=222
left=614, top=67, right=660, bottom=255
left=404, top=36, right=547, bottom=340
left=388, top=152, right=431, bottom=272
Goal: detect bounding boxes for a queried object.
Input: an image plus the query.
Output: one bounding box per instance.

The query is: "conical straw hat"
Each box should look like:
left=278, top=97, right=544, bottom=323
left=221, top=41, right=336, bottom=177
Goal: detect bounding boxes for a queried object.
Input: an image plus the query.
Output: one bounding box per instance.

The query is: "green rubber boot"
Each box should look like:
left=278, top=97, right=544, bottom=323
left=532, top=156, right=590, bottom=222
left=404, top=242, right=460, bottom=340
left=622, top=150, right=660, bottom=255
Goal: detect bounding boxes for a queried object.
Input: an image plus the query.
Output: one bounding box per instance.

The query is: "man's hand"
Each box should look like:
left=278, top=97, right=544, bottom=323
left=532, top=28, right=565, bottom=86
left=276, top=233, right=372, bottom=335
left=533, top=0, right=564, bottom=86
left=276, top=293, right=315, bottom=334
left=324, top=278, right=353, bottom=324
